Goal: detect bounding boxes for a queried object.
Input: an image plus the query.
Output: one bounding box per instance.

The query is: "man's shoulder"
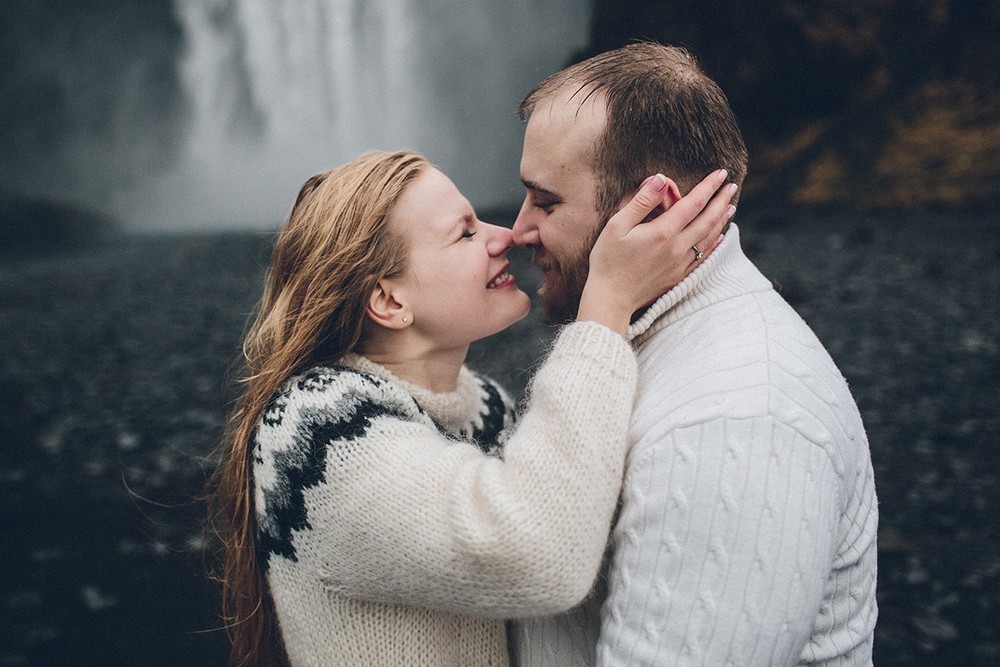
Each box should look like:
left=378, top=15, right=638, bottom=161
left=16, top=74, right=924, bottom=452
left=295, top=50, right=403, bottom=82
left=632, top=294, right=863, bottom=450
left=635, top=291, right=776, bottom=385
left=638, top=284, right=838, bottom=383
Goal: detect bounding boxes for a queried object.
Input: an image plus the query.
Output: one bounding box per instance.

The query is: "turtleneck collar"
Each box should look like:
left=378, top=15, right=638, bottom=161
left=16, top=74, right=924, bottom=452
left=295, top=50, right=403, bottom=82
left=626, top=225, right=773, bottom=346
left=338, top=353, right=483, bottom=433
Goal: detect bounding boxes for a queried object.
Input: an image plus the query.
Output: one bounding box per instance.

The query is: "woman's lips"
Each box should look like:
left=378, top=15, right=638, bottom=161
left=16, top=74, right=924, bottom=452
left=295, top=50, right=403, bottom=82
left=487, top=264, right=516, bottom=289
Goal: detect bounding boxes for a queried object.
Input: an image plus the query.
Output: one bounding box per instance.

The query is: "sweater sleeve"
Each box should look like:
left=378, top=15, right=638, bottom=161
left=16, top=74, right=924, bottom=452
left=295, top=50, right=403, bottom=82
left=255, top=321, right=637, bottom=618
left=596, top=418, right=844, bottom=666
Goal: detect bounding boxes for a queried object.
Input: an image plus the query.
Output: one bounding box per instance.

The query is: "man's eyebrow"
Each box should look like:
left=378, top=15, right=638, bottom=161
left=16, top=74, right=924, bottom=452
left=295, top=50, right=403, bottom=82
left=520, top=179, right=560, bottom=198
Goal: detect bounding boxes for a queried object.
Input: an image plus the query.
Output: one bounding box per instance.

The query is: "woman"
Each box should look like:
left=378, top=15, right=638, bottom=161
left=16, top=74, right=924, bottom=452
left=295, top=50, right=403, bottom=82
left=210, top=149, right=735, bottom=666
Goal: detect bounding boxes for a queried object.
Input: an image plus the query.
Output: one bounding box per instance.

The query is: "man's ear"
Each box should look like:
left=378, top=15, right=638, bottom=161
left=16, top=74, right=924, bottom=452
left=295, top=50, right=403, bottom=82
left=660, top=177, right=682, bottom=210
left=366, top=279, right=411, bottom=329
left=634, top=175, right=683, bottom=223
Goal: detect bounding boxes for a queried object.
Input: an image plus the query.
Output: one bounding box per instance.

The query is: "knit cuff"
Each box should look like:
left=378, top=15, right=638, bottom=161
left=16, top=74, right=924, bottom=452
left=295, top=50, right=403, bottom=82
left=546, top=320, right=639, bottom=387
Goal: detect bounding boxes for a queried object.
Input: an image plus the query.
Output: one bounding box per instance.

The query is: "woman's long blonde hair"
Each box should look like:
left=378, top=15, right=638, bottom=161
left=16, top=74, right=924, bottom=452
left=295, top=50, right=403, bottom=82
left=207, top=150, right=429, bottom=666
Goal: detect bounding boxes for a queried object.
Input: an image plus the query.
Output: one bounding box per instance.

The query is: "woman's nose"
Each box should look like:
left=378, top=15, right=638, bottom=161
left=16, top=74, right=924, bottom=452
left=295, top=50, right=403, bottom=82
left=484, top=223, right=514, bottom=257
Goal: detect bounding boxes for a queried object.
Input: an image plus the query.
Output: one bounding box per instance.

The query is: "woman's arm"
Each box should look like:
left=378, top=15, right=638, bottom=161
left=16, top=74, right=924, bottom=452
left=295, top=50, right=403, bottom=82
left=256, top=321, right=636, bottom=618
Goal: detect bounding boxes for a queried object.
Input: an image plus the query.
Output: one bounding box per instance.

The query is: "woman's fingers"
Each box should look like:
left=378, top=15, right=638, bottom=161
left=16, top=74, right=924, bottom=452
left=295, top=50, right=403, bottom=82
left=635, top=170, right=736, bottom=266
left=688, top=182, right=737, bottom=239
left=585, top=168, right=740, bottom=326
left=688, top=228, right=728, bottom=270
left=609, top=168, right=739, bottom=272
left=685, top=198, right=736, bottom=266
left=652, top=168, right=729, bottom=238
left=603, top=173, right=669, bottom=235
left=670, top=181, right=736, bottom=244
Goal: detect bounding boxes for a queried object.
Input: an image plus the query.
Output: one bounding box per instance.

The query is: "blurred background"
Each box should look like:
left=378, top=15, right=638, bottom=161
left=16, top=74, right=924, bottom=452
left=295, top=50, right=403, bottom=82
left=2, top=0, right=998, bottom=236
left=2, top=1, right=999, bottom=665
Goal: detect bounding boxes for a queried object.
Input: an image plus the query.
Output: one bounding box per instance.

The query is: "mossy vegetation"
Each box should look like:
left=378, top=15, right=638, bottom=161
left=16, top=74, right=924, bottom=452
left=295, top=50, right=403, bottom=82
left=583, top=0, right=1000, bottom=211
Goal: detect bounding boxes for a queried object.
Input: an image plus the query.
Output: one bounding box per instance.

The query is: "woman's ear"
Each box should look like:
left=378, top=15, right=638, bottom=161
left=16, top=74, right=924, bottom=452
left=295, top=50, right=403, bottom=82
left=366, top=280, right=411, bottom=329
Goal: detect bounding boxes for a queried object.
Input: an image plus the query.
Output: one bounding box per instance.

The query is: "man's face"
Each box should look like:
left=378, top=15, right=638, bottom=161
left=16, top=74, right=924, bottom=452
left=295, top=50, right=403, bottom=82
left=512, top=90, right=606, bottom=324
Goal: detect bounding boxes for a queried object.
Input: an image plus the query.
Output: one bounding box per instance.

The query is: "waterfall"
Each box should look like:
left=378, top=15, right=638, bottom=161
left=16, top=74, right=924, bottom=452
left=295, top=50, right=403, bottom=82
left=115, top=0, right=590, bottom=230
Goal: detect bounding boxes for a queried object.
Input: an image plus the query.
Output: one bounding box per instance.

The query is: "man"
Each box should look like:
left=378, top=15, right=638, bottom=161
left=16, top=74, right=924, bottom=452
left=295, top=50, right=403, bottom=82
left=511, top=43, right=878, bottom=666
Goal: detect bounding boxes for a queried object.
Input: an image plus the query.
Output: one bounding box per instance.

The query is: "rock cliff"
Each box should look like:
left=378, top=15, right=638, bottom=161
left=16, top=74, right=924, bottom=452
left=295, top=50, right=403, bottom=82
left=583, top=1, right=1000, bottom=211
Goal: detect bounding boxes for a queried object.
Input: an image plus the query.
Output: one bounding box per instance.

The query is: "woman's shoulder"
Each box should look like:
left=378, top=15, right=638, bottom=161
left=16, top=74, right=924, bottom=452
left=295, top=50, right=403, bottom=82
left=282, top=364, right=394, bottom=400
left=260, top=363, right=427, bottom=434
left=460, top=368, right=517, bottom=452
left=465, top=369, right=514, bottom=409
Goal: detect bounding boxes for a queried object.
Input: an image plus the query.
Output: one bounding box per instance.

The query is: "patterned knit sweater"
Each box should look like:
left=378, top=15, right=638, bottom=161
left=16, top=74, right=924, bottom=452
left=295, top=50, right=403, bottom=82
left=514, top=225, right=879, bottom=666
left=253, top=322, right=638, bottom=666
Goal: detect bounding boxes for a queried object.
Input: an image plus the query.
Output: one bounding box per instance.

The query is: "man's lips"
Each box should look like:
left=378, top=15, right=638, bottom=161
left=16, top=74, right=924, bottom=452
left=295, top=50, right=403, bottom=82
left=531, top=253, right=556, bottom=274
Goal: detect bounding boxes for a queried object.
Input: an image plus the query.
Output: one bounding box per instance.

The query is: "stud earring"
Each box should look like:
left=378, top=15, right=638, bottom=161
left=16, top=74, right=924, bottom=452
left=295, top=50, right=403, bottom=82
left=402, top=316, right=409, bottom=323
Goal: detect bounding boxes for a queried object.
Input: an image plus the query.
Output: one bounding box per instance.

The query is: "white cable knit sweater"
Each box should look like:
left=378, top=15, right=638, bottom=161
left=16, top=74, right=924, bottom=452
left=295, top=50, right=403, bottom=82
left=253, top=322, right=638, bottom=666
left=514, top=225, right=878, bottom=666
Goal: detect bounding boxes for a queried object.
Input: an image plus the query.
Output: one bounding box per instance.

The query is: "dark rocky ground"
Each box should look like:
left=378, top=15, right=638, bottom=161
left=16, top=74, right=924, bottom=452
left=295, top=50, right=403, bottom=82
left=1, top=211, right=998, bottom=666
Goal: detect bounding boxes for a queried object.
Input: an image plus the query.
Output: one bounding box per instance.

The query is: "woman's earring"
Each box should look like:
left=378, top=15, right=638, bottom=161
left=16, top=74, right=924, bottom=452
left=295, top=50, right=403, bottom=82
left=402, top=316, right=409, bottom=323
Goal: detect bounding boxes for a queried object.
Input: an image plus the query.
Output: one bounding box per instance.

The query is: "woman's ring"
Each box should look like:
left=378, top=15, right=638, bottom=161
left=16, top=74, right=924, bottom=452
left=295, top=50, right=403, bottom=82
left=692, top=245, right=703, bottom=260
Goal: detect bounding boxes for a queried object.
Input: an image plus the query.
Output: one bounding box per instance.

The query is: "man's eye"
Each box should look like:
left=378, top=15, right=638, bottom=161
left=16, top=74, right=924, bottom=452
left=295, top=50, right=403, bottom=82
left=536, top=201, right=556, bottom=212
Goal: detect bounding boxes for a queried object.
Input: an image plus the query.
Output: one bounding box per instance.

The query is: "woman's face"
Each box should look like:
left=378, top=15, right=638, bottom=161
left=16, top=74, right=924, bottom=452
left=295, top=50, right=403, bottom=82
left=390, top=167, right=531, bottom=348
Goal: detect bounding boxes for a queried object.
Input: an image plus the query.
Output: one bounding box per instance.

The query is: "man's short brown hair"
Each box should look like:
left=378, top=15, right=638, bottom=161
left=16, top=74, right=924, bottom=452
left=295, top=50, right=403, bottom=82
left=520, top=42, right=749, bottom=222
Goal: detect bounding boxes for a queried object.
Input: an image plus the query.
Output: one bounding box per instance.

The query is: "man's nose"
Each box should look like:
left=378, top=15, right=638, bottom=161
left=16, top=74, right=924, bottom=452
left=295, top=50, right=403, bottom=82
left=511, top=197, right=540, bottom=247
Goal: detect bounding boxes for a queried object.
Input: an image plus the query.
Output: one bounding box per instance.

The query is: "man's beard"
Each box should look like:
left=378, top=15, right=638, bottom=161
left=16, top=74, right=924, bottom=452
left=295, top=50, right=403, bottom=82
left=534, top=238, right=597, bottom=325
left=538, top=255, right=589, bottom=325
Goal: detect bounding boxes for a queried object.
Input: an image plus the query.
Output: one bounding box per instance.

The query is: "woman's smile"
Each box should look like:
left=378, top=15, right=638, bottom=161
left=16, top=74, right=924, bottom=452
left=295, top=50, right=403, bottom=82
left=487, top=264, right=516, bottom=289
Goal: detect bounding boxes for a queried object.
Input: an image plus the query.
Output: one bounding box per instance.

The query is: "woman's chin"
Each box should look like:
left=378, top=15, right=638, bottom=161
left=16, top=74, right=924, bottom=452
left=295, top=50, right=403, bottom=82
left=508, top=302, right=533, bottom=327
left=478, top=303, right=532, bottom=341
left=511, top=293, right=532, bottom=323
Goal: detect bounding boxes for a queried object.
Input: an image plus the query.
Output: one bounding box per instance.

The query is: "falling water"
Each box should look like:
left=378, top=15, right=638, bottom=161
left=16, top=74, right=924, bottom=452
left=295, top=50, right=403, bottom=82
left=114, top=0, right=590, bottom=230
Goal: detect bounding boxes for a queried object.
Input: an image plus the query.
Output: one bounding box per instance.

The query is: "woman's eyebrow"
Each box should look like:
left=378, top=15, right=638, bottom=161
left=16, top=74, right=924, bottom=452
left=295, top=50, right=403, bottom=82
left=448, top=212, right=474, bottom=235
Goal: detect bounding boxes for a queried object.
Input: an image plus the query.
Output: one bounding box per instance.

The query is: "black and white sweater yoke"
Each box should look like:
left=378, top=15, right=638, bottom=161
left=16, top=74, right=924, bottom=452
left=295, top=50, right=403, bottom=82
left=253, top=356, right=515, bottom=571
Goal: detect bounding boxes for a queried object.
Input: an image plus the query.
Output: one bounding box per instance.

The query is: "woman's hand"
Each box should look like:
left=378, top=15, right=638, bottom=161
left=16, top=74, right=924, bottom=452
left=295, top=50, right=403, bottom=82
left=578, top=169, right=737, bottom=335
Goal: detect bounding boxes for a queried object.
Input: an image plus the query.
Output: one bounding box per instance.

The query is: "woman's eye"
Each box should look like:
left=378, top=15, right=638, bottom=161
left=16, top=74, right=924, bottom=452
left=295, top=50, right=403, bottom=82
left=461, top=230, right=477, bottom=239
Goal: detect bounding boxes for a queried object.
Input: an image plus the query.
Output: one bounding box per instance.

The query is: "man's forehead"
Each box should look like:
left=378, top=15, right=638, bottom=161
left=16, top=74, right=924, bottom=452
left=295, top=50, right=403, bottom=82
left=522, top=87, right=605, bottom=184
left=529, top=85, right=606, bottom=138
